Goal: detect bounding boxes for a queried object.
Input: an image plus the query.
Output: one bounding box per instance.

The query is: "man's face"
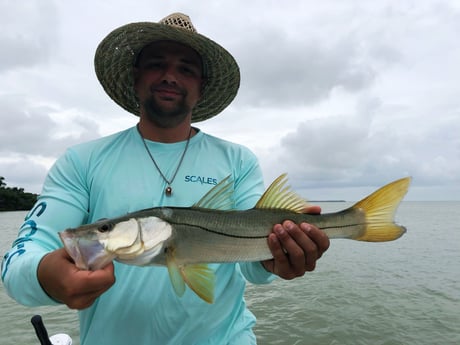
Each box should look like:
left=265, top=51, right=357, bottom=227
left=134, top=41, right=204, bottom=128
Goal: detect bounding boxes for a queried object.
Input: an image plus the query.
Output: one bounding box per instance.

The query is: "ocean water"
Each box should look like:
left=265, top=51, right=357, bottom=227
left=0, top=202, right=459, bottom=345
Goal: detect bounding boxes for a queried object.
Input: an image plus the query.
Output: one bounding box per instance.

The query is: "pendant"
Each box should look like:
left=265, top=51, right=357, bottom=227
left=165, top=186, right=172, bottom=196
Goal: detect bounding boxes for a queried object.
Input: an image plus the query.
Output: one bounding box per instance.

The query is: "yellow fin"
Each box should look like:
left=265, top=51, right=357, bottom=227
left=180, top=264, right=215, bottom=304
left=352, top=177, right=411, bottom=242
left=255, top=174, right=310, bottom=213
left=193, top=175, right=234, bottom=210
left=166, top=247, right=215, bottom=303
left=166, top=251, right=186, bottom=297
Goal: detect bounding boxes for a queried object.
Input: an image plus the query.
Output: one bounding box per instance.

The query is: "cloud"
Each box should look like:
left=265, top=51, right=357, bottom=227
left=0, top=93, right=101, bottom=193
left=241, top=38, right=374, bottom=108
left=0, top=157, right=49, bottom=194
left=0, top=0, right=59, bottom=71
left=261, top=95, right=460, bottom=195
left=232, top=22, right=378, bottom=109
left=0, top=0, right=459, bottom=200
left=0, top=94, right=101, bottom=157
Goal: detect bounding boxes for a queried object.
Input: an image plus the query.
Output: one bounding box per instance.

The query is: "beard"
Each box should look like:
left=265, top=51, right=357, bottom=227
left=142, top=94, right=192, bottom=129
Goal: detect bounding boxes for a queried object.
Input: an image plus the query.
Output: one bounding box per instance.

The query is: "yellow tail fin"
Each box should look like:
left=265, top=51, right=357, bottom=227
left=353, top=177, right=411, bottom=242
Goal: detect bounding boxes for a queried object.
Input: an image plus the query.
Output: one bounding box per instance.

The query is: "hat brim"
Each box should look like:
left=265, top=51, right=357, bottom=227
left=94, top=22, right=240, bottom=122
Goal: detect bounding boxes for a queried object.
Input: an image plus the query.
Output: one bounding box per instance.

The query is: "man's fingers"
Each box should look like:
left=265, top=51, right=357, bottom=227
left=276, top=222, right=310, bottom=275
left=264, top=220, right=331, bottom=279
left=38, top=249, right=116, bottom=310
left=300, top=223, right=330, bottom=260
left=267, top=228, right=290, bottom=268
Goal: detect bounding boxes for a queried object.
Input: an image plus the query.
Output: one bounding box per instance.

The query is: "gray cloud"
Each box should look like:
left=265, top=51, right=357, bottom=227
left=263, top=99, right=460, bottom=193
left=234, top=30, right=377, bottom=108
left=0, top=0, right=459, bottom=200
left=0, top=94, right=100, bottom=157
left=0, top=0, right=58, bottom=71
left=0, top=158, right=48, bottom=194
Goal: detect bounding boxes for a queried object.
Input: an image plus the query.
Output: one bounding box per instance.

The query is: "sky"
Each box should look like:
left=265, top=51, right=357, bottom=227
left=1, top=0, right=459, bottom=201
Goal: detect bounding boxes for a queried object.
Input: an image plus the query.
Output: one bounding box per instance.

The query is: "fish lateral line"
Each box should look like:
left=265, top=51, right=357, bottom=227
left=167, top=211, right=364, bottom=236
left=168, top=220, right=269, bottom=240
left=318, top=222, right=367, bottom=231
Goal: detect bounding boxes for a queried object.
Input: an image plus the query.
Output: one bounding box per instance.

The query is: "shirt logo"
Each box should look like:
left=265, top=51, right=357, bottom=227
left=184, top=175, right=218, bottom=186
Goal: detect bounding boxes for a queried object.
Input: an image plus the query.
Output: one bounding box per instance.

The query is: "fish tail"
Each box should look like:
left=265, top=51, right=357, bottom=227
left=352, top=177, right=411, bottom=242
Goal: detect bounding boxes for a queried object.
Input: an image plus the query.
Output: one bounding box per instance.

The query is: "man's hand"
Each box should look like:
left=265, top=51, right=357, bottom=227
left=38, top=248, right=115, bottom=309
left=262, top=206, right=330, bottom=279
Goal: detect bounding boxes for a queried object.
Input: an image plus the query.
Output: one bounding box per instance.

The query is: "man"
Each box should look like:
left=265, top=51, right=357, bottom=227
left=2, top=13, right=329, bottom=345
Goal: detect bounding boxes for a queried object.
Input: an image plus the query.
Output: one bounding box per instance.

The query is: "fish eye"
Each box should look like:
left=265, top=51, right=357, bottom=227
left=98, top=222, right=114, bottom=233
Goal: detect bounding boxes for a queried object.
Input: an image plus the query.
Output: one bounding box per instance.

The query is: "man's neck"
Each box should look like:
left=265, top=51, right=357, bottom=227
left=138, top=117, right=195, bottom=143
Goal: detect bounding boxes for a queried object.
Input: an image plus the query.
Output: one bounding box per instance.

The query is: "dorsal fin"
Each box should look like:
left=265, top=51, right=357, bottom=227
left=193, top=175, right=234, bottom=210
left=255, top=174, right=310, bottom=213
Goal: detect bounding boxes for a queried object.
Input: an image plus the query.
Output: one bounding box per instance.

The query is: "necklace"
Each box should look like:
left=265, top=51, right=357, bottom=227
left=137, top=124, right=192, bottom=196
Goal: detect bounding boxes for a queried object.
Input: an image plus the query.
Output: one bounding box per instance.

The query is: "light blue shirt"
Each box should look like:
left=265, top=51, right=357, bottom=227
left=2, top=127, right=275, bottom=345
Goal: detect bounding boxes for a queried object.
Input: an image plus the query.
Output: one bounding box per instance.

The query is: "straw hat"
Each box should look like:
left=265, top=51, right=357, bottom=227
left=94, top=13, right=240, bottom=122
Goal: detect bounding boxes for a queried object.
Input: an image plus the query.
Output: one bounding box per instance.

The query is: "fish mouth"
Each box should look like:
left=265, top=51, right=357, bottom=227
left=59, top=230, right=115, bottom=271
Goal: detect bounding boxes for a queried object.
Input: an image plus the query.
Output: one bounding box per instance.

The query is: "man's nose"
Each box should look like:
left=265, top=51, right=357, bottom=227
left=161, top=66, right=178, bottom=84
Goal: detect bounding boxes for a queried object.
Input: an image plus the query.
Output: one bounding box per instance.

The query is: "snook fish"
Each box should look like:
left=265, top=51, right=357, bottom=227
left=59, top=174, right=411, bottom=303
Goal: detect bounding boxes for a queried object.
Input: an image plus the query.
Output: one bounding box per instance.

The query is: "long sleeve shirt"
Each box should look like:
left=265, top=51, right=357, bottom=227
left=2, top=127, right=275, bottom=345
